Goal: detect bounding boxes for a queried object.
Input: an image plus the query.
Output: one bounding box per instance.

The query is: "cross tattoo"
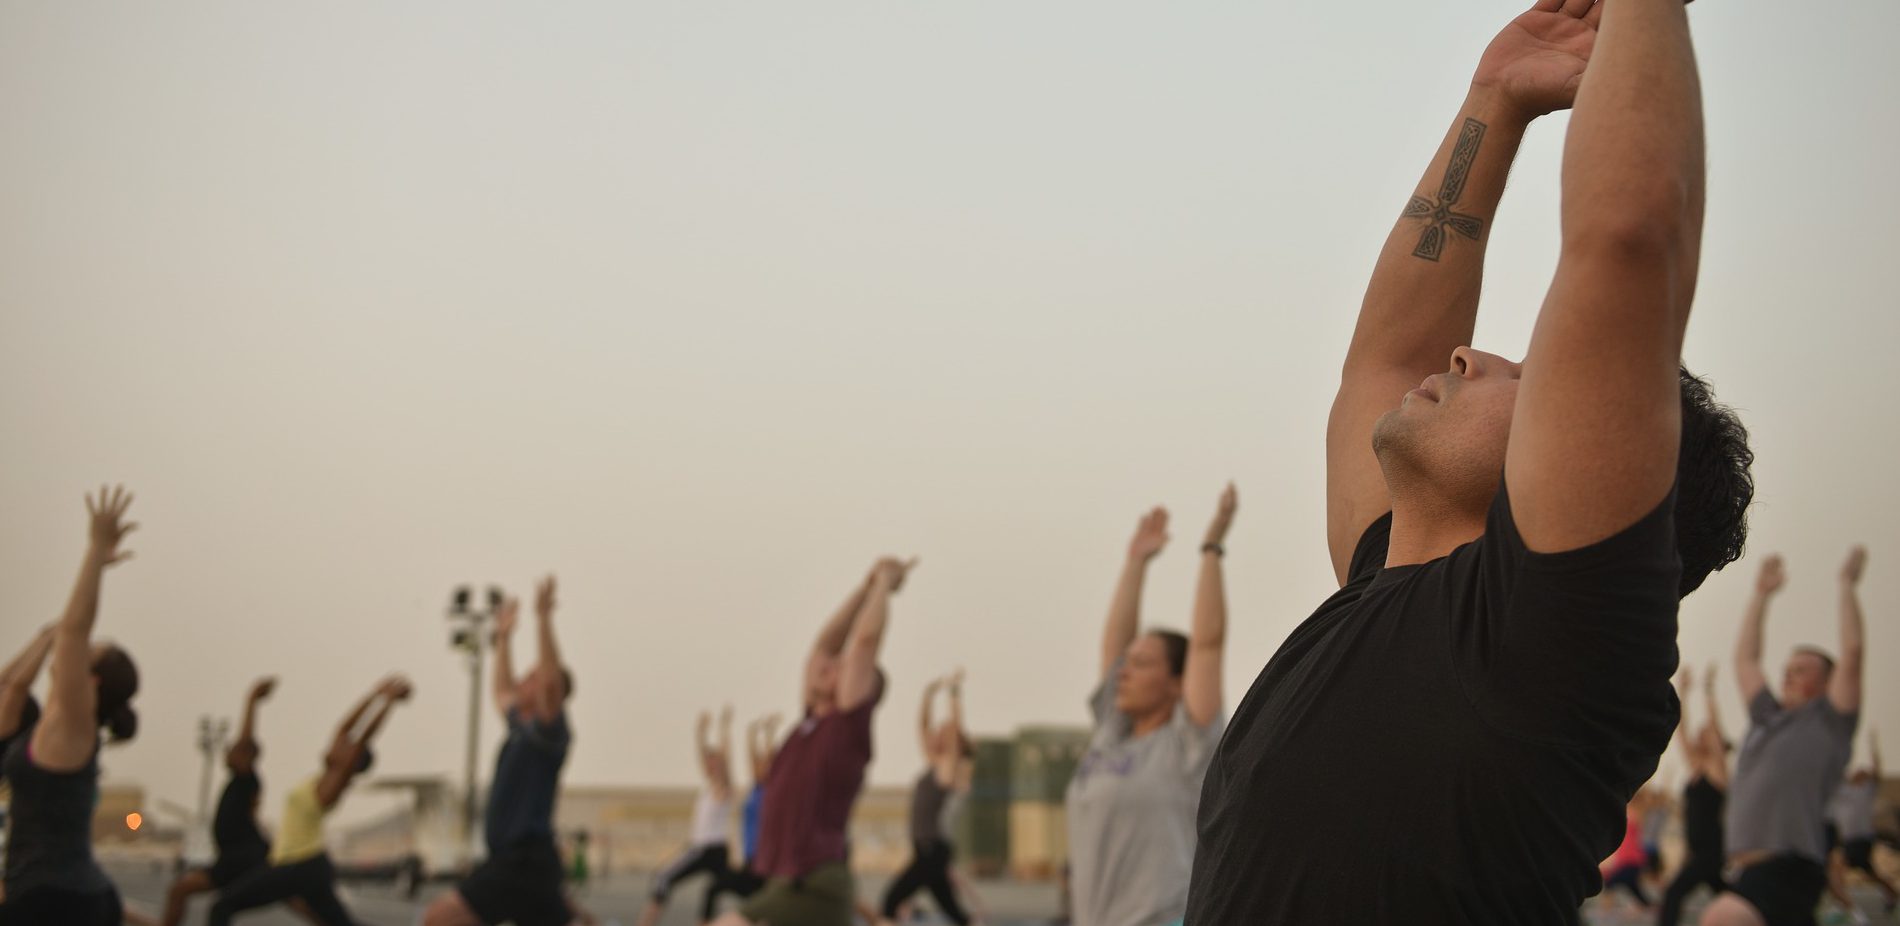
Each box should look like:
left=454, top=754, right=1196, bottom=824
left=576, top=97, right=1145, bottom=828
left=1406, top=118, right=1488, bottom=262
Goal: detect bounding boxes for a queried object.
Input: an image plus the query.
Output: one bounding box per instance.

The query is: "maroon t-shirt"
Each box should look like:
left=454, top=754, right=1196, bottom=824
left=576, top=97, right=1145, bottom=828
left=754, top=671, right=883, bottom=879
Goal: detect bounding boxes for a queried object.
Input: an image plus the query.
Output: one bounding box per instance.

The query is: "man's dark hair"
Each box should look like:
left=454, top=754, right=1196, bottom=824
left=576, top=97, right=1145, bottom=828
left=1150, top=629, right=1189, bottom=678
left=1674, top=367, right=1754, bottom=597
left=1794, top=646, right=1837, bottom=676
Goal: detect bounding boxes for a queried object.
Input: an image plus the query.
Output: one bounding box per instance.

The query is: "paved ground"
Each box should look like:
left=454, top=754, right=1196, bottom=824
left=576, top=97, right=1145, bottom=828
left=111, top=862, right=1895, bottom=925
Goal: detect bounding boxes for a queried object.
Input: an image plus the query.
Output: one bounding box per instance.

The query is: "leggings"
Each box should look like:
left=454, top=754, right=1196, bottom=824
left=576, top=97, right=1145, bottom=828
left=881, top=838, right=970, bottom=926
left=706, top=861, right=768, bottom=917
left=1658, top=852, right=1728, bottom=926
left=1604, top=862, right=1652, bottom=907
left=208, top=853, right=354, bottom=926
left=0, top=886, right=123, bottom=926
left=650, top=842, right=734, bottom=922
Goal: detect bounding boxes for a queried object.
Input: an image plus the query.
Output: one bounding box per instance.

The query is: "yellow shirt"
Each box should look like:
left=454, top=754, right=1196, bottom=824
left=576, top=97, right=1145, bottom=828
left=270, top=776, right=329, bottom=865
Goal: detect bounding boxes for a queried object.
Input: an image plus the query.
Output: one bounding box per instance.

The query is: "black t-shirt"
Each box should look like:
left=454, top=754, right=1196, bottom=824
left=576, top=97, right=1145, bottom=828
left=213, top=771, right=269, bottom=863
left=483, top=707, right=570, bottom=855
left=1683, top=777, right=1725, bottom=857
left=0, top=696, right=41, bottom=776
left=1185, top=487, right=1681, bottom=925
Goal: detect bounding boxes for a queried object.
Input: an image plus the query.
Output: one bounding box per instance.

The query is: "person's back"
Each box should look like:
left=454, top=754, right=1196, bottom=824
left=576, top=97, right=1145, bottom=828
left=1685, top=776, right=1726, bottom=860
left=3, top=732, right=111, bottom=899
left=484, top=707, right=571, bottom=857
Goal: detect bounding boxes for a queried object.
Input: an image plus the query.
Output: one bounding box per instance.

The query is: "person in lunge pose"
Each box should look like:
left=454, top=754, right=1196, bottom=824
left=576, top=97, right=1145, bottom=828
left=1827, top=730, right=1896, bottom=918
left=880, top=670, right=978, bottom=926
left=638, top=706, right=740, bottom=926
left=425, top=576, right=578, bottom=926
left=1069, top=484, right=1234, bottom=926
left=209, top=675, right=413, bottom=926
left=160, top=677, right=318, bottom=926
left=706, top=713, right=783, bottom=917
left=1658, top=664, right=1732, bottom=926
left=1702, top=550, right=1868, bottom=926
left=710, top=556, right=918, bottom=926
left=1185, top=1, right=1756, bottom=922
left=0, top=488, right=141, bottom=926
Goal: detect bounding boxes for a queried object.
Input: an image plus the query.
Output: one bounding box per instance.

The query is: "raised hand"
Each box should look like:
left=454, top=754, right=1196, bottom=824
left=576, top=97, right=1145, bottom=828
left=381, top=675, right=414, bottom=701
left=1842, top=546, right=1868, bottom=587
left=249, top=677, right=279, bottom=702
left=1203, top=482, right=1240, bottom=548
left=1127, top=507, right=1170, bottom=563
left=494, top=597, right=521, bottom=638
left=949, top=667, right=965, bottom=691
left=1756, top=555, right=1786, bottom=596
left=873, top=557, right=919, bottom=593
left=534, top=575, right=558, bottom=620
left=85, top=485, right=138, bottom=566
left=1471, top=0, right=1603, bottom=119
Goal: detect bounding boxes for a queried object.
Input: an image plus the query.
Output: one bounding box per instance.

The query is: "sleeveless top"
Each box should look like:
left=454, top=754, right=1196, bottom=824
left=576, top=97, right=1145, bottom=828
left=3, top=732, right=112, bottom=896
left=270, top=776, right=330, bottom=864
left=909, top=768, right=951, bottom=843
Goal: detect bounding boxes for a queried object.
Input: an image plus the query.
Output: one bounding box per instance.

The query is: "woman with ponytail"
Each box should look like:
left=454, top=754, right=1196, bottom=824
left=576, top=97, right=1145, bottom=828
left=0, top=486, right=141, bottom=926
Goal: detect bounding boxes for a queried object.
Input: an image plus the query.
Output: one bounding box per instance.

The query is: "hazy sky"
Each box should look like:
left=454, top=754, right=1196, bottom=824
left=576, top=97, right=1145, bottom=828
left=3, top=1, right=1896, bottom=831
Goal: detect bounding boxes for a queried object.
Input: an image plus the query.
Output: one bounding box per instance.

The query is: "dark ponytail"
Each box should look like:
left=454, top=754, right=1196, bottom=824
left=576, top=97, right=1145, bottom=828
left=92, top=645, right=141, bottom=743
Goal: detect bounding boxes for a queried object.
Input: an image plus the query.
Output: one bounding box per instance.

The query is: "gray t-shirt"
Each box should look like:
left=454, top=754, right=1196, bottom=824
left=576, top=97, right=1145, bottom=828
left=1065, top=660, right=1225, bottom=926
left=1828, top=778, right=1878, bottom=841
left=1726, top=690, right=1858, bottom=862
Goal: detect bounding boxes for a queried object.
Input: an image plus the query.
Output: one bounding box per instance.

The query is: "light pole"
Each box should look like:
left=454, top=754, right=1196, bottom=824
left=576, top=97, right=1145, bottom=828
left=446, top=584, right=504, bottom=855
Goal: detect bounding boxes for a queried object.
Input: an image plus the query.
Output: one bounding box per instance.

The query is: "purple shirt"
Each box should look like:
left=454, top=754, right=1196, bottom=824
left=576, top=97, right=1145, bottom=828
left=754, top=672, right=883, bottom=878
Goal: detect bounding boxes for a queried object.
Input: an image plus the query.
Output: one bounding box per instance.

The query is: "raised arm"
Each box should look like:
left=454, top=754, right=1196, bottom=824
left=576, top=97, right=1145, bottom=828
left=1327, top=3, right=1593, bottom=581
left=1872, top=729, right=1882, bottom=779
left=228, top=677, right=276, bottom=775
left=1831, top=547, right=1866, bottom=714
left=838, top=558, right=914, bottom=713
left=492, top=596, right=521, bottom=718
left=1503, top=0, right=1704, bottom=554
left=1735, top=556, right=1782, bottom=707
left=1673, top=667, right=1694, bottom=760
left=529, top=575, right=565, bottom=722
left=1184, top=484, right=1236, bottom=728
left=34, top=486, right=138, bottom=771
left=1703, top=663, right=1725, bottom=748
left=935, top=670, right=967, bottom=781
left=1104, top=509, right=1168, bottom=679
left=318, top=676, right=410, bottom=808
left=0, top=626, right=54, bottom=740
left=806, top=568, right=876, bottom=704
left=918, top=676, right=943, bottom=762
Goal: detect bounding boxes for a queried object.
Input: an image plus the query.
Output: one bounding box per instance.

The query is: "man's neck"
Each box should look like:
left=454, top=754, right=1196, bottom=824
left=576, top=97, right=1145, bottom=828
left=1385, top=493, right=1489, bottom=570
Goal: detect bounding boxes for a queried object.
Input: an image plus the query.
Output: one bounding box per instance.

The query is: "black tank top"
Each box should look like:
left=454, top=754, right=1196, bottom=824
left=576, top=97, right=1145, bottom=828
left=3, top=731, right=112, bottom=897
left=909, top=768, right=950, bottom=843
left=1683, top=776, right=1725, bottom=857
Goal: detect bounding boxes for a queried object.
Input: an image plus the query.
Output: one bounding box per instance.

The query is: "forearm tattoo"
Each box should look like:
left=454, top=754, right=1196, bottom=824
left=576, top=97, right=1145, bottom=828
left=1404, top=118, right=1488, bottom=261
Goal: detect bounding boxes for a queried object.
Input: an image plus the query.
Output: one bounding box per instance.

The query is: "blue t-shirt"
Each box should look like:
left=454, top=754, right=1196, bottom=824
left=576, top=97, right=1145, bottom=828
left=484, top=708, right=570, bottom=855
left=741, top=783, right=765, bottom=863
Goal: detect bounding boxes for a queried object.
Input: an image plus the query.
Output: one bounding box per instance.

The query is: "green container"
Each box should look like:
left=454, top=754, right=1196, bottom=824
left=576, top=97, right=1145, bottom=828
left=955, top=738, right=1014, bottom=877
left=1009, top=726, right=1091, bottom=804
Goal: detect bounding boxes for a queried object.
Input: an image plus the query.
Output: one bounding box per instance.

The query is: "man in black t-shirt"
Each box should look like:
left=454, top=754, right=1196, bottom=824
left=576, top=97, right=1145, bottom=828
left=160, top=677, right=311, bottom=926
left=1184, top=1, right=1754, bottom=924
left=424, top=576, right=576, bottom=926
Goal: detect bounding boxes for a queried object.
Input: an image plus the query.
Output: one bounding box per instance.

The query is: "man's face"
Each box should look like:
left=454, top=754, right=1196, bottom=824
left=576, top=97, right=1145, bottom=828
left=1372, top=347, right=1523, bottom=494
left=1780, top=652, right=1831, bottom=707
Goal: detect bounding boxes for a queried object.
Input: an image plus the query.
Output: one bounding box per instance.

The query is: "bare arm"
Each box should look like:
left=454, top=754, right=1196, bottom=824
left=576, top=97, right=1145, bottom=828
left=530, top=575, right=564, bottom=722
left=33, top=486, right=138, bottom=772
left=492, top=597, right=521, bottom=718
left=318, top=677, right=410, bottom=808
left=1503, top=0, right=1704, bottom=554
left=0, top=626, right=54, bottom=740
left=805, top=569, right=875, bottom=703
left=229, top=677, right=276, bottom=775
left=1184, top=484, right=1236, bottom=728
left=1831, top=547, right=1866, bottom=714
left=1104, top=510, right=1167, bottom=679
left=1327, top=3, right=1598, bottom=581
left=838, top=559, right=913, bottom=713
left=1735, top=556, right=1782, bottom=707
left=918, top=677, right=942, bottom=762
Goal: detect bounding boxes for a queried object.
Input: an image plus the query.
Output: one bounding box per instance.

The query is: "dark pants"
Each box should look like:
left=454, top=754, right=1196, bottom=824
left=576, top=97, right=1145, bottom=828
left=0, top=886, right=123, bottom=926
left=706, top=861, right=768, bottom=917
left=650, top=842, right=733, bottom=922
left=209, top=853, right=354, bottom=926
left=1658, top=852, right=1728, bottom=926
left=881, top=838, right=970, bottom=926
left=1605, top=863, right=1652, bottom=907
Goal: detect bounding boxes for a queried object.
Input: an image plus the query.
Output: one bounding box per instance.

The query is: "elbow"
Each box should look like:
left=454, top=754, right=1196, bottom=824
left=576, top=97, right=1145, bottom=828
left=1563, top=183, right=1693, bottom=263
